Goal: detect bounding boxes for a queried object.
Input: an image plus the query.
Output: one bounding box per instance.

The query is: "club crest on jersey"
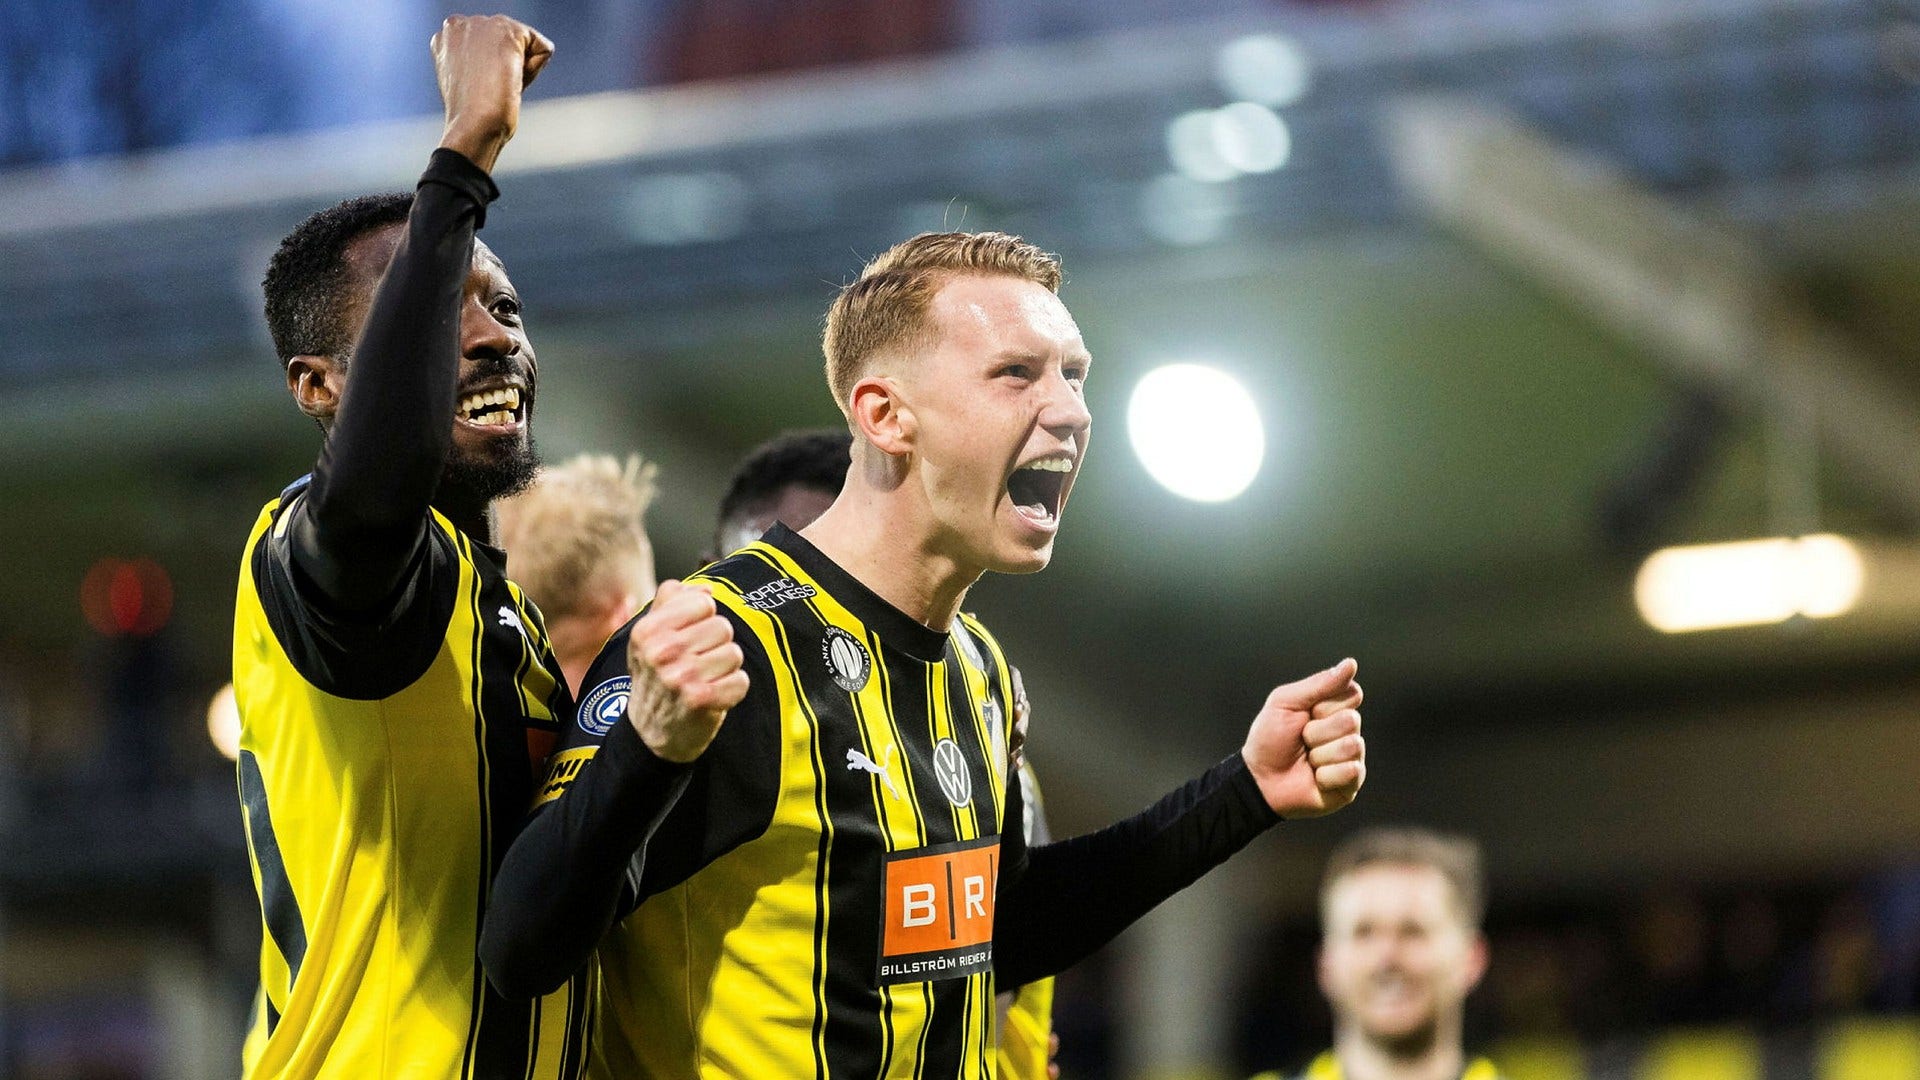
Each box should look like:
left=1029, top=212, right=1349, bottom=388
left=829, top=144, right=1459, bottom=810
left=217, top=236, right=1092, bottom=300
left=577, top=676, right=631, bottom=737
left=742, top=577, right=817, bottom=611
left=822, top=627, right=871, bottom=692
left=932, top=738, right=972, bottom=808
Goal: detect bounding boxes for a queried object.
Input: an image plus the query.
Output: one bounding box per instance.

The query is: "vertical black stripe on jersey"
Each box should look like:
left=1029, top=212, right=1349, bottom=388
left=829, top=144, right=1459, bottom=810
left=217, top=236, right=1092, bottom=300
left=730, top=581, right=837, bottom=1080
left=888, top=658, right=974, bottom=1075
left=457, top=534, right=539, bottom=1080
left=739, top=572, right=883, bottom=1080
left=238, top=749, right=307, bottom=1024
left=865, top=628, right=929, bottom=849
left=942, top=659, right=1002, bottom=845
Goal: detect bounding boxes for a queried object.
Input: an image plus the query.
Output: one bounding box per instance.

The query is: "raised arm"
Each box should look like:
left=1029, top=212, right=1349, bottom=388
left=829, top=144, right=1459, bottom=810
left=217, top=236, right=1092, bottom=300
left=994, top=660, right=1366, bottom=988
left=288, top=16, right=551, bottom=612
left=482, top=581, right=770, bottom=1000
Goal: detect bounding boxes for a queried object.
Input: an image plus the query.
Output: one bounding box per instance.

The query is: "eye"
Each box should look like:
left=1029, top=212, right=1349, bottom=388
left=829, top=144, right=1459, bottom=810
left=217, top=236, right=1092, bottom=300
left=492, top=295, right=523, bottom=324
left=998, top=363, right=1035, bottom=382
left=1064, top=365, right=1088, bottom=386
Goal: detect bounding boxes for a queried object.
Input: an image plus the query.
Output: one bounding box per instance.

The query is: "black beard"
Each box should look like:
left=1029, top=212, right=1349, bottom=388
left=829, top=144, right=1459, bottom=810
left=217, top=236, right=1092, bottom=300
left=442, top=430, right=540, bottom=503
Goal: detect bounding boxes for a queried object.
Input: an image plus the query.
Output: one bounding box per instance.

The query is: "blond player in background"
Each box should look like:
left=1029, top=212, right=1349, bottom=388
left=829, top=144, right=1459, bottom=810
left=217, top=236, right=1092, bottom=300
left=1255, top=828, right=1501, bottom=1080
left=496, top=453, right=660, bottom=694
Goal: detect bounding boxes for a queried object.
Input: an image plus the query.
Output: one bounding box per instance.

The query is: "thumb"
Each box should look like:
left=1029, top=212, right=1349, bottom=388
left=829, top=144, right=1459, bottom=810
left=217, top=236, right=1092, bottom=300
left=522, top=28, right=554, bottom=85
left=1269, top=658, right=1358, bottom=710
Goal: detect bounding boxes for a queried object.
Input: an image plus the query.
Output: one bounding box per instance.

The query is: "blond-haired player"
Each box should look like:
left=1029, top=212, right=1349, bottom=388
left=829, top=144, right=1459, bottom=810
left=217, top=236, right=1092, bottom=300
left=483, top=231, right=1368, bottom=1078
left=495, top=453, right=659, bottom=694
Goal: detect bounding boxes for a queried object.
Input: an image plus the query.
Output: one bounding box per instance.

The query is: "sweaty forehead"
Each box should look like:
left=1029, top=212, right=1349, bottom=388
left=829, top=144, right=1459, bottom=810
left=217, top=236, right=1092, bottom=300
left=927, top=274, right=1084, bottom=357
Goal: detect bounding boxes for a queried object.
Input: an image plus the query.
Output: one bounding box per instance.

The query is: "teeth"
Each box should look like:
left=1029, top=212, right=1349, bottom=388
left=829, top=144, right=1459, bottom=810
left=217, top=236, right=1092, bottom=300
left=458, top=387, right=522, bottom=417
left=1021, top=457, right=1073, bottom=473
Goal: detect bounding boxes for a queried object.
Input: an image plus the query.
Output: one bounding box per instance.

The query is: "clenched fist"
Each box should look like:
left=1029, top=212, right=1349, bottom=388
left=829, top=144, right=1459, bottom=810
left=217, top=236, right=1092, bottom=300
left=432, top=14, right=554, bottom=173
left=626, top=580, right=749, bottom=763
left=1241, top=658, right=1366, bottom=818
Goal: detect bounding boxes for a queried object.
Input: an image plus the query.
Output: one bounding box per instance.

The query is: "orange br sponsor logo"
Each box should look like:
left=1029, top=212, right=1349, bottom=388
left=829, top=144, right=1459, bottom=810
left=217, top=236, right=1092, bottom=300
left=877, top=836, right=999, bottom=985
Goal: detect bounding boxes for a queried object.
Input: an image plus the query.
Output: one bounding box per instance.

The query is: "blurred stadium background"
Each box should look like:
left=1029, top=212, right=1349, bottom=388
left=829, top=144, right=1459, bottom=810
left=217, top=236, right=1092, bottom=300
left=10, top=0, right=1920, bottom=1076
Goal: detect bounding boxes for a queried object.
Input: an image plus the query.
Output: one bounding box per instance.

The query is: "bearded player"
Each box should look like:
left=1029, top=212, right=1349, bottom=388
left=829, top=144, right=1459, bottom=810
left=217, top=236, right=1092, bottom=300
left=231, top=17, right=593, bottom=1078
left=1251, top=829, right=1500, bottom=1080
left=482, top=232, right=1368, bottom=1077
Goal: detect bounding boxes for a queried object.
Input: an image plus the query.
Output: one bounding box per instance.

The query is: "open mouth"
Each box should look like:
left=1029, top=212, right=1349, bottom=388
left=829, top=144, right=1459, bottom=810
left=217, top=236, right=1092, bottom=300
left=1006, top=455, right=1072, bottom=527
left=456, top=384, right=525, bottom=430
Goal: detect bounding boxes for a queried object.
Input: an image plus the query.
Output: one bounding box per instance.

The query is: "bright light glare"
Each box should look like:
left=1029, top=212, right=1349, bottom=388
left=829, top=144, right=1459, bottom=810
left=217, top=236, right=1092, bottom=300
left=1635, top=534, right=1864, bottom=634
left=1216, top=34, right=1312, bottom=106
left=1212, top=102, right=1291, bottom=174
left=1166, top=110, right=1239, bottom=183
left=1138, top=173, right=1236, bottom=246
left=1127, top=364, right=1265, bottom=503
left=208, top=682, right=240, bottom=762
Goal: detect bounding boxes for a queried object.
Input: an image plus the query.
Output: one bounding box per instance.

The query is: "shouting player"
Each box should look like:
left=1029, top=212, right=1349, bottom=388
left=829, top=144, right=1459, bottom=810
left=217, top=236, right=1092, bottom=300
left=709, top=426, right=1060, bottom=1078
left=231, top=17, right=592, bottom=1078
left=482, top=232, right=1368, bottom=1077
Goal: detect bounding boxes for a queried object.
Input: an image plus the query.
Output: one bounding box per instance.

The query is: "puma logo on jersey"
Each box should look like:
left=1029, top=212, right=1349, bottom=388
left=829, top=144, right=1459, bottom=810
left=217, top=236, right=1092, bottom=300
left=847, top=746, right=902, bottom=800
left=498, top=606, right=524, bottom=634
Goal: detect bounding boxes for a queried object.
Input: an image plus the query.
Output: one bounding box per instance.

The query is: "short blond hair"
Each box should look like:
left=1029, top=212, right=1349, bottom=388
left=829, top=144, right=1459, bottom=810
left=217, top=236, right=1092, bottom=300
left=1322, top=827, right=1486, bottom=929
left=495, top=453, right=658, bottom=621
left=822, top=231, right=1063, bottom=410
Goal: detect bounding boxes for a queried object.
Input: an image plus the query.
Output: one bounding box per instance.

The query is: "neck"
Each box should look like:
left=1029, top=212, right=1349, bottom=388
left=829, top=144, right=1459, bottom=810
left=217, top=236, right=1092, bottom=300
left=1332, top=1020, right=1464, bottom=1080
left=436, top=485, right=494, bottom=546
left=800, top=487, right=980, bottom=631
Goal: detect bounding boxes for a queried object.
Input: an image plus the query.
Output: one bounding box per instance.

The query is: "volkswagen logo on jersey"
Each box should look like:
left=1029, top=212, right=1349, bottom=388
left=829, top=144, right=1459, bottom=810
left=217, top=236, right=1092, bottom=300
left=932, top=738, right=972, bottom=808
left=577, top=676, right=632, bottom=737
left=822, top=626, right=871, bottom=692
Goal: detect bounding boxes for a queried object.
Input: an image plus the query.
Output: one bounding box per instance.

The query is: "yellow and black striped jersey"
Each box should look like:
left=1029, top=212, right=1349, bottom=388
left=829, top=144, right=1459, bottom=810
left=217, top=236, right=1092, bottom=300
left=232, top=480, right=592, bottom=1079
left=996, top=762, right=1054, bottom=1080
left=540, top=524, right=1017, bottom=1078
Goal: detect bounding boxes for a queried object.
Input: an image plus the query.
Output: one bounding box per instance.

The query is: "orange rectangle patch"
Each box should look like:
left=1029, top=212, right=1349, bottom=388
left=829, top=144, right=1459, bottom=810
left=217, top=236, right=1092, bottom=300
left=877, top=837, right=998, bottom=985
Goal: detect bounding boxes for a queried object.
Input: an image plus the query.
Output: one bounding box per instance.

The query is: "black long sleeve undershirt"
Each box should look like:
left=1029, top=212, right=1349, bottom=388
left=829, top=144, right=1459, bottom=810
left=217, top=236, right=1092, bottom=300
left=481, top=719, right=693, bottom=1000
left=481, top=717, right=1279, bottom=999
left=992, top=752, right=1279, bottom=988
left=287, top=149, right=498, bottom=613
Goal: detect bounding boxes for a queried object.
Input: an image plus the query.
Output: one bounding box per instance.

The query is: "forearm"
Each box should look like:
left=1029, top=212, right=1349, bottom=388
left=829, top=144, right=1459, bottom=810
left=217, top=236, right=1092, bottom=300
left=294, top=149, right=497, bottom=610
left=481, top=720, right=689, bottom=999
left=993, top=753, right=1279, bottom=988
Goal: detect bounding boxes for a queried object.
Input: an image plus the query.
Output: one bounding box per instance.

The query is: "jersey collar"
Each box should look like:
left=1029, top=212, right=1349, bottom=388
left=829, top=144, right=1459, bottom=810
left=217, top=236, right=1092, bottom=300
left=761, top=524, right=952, bottom=663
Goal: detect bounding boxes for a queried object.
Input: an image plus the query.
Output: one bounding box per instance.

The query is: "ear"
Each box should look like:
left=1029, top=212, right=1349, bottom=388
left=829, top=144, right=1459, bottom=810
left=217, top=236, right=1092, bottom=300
left=1462, top=933, right=1489, bottom=993
left=1316, top=943, right=1334, bottom=998
left=287, top=355, right=343, bottom=422
left=848, top=375, right=913, bottom=457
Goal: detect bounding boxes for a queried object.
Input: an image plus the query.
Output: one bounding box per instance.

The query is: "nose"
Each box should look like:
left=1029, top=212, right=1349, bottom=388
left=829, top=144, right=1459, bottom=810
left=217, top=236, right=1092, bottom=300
left=461, top=294, right=516, bottom=361
left=1039, top=369, right=1092, bottom=443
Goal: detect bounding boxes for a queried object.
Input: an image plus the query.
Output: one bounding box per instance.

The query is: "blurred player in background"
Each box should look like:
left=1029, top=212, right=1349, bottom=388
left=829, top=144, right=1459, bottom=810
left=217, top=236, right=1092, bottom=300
left=230, top=17, right=592, bottom=1077
left=709, top=427, right=1059, bottom=1077
left=1254, top=828, right=1499, bottom=1080
left=706, top=429, right=851, bottom=562
left=482, top=230, right=1368, bottom=1078
left=496, top=452, right=660, bottom=692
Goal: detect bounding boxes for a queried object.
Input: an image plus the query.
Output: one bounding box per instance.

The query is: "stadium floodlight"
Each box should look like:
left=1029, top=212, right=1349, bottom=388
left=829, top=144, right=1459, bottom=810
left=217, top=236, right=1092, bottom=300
left=1212, top=102, right=1290, bottom=175
left=1216, top=34, right=1312, bottom=107
left=1127, top=363, right=1265, bottom=503
left=1167, top=110, right=1240, bottom=183
left=1634, top=534, right=1864, bottom=633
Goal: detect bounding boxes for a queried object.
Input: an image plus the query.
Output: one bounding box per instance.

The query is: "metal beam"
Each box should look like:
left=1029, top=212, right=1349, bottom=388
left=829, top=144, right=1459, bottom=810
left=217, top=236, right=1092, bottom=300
left=1384, top=94, right=1920, bottom=522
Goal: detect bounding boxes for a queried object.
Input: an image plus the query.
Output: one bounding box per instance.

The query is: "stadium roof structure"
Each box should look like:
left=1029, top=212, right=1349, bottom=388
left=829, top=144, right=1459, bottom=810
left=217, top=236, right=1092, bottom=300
left=10, top=0, right=1920, bottom=816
